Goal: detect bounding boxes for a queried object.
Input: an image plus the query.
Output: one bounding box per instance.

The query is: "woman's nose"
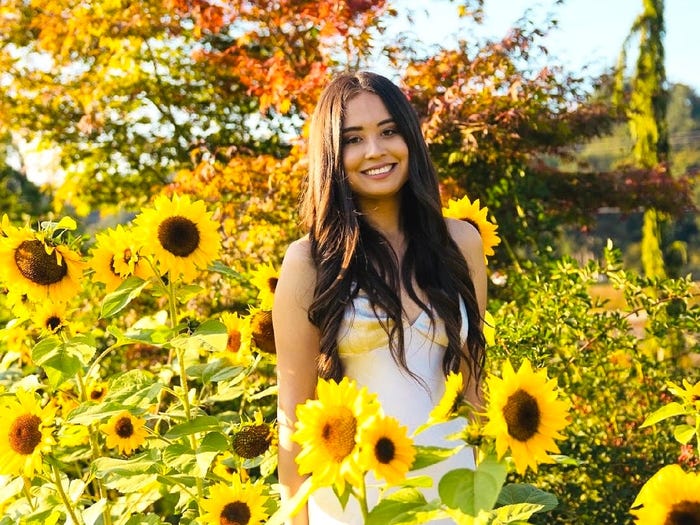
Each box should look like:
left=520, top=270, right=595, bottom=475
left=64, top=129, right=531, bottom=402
left=364, top=136, right=383, bottom=158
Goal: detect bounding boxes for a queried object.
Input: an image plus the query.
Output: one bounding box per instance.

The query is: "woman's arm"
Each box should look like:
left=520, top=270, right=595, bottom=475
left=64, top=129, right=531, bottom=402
left=273, top=238, right=320, bottom=525
left=446, top=218, right=487, bottom=409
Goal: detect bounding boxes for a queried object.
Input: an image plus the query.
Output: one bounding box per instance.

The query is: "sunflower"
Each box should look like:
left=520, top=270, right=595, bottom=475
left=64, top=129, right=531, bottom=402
left=249, top=307, right=275, bottom=354
left=442, top=196, right=501, bottom=261
left=249, top=262, right=279, bottom=310
left=482, top=358, right=570, bottom=474
left=293, top=377, right=381, bottom=491
left=669, top=379, right=700, bottom=410
left=0, top=389, right=57, bottom=477
left=90, top=225, right=151, bottom=292
left=419, top=371, right=463, bottom=433
left=631, top=464, right=700, bottom=524
left=213, top=312, right=253, bottom=366
left=85, top=380, right=108, bottom=403
left=232, top=412, right=275, bottom=459
left=212, top=451, right=238, bottom=482
left=200, top=477, right=269, bottom=525
left=58, top=424, right=90, bottom=448
left=33, top=300, right=70, bottom=335
left=0, top=226, right=84, bottom=303
left=134, top=194, right=221, bottom=283
left=358, top=415, right=415, bottom=485
left=100, top=411, right=148, bottom=455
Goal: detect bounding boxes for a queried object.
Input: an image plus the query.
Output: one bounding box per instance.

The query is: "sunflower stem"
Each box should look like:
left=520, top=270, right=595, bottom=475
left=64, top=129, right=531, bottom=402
left=75, top=369, right=114, bottom=525
left=176, top=345, right=205, bottom=508
left=358, top=474, right=370, bottom=520
left=52, top=462, right=85, bottom=525
left=22, top=476, right=36, bottom=511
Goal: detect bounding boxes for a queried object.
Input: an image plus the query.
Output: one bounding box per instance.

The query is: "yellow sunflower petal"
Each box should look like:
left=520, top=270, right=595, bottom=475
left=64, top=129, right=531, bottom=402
left=442, top=195, right=501, bottom=262
left=631, top=464, right=700, bottom=524
left=99, top=411, right=148, bottom=455
left=0, top=227, right=84, bottom=303
left=134, top=194, right=221, bottom=283
left=483, top=358, right=570, bottom=474
left=0, top=389, right=56, bottom=477
left=358, top=415, right=416, bottom=485
left=199, top=477, right=269, bottom=525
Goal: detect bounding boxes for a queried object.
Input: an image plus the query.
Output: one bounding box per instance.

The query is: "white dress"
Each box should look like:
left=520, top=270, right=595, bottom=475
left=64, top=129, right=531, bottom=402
left=307, top=290, right=475, bottom=524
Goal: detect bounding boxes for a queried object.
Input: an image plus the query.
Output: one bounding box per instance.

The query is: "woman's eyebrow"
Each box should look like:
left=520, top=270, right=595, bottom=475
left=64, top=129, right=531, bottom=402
left=341, top=118, right=395, bottom=133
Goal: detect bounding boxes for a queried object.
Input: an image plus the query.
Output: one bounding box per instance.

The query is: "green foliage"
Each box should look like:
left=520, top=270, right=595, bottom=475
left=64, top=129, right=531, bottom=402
left=488, top=244, right=699, bottom=524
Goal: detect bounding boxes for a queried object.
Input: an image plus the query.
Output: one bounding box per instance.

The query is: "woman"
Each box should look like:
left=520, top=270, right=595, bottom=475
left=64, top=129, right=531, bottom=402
left=273, top=71, right=487, bottom=524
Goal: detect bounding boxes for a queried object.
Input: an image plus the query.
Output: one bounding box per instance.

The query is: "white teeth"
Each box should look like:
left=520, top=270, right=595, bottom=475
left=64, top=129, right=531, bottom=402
left=364, top=165, right=393, bottom=176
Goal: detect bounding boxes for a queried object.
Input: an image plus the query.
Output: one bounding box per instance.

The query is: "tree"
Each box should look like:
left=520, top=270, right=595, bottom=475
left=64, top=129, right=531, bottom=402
left=0, top=0, right=391, bottom=214
left=615, top=0, right=670, bottom=278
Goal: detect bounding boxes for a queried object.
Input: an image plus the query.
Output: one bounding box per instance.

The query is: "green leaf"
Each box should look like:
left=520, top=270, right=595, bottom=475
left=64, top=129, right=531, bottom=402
left=411, top=445, right=462, bottom=471
left=639, top=402, right=686, bottom=428
left=439, top=456, right=506, bottom=516
left=196, top=432, right=230, bottom=477
left=439, top=469, right=491, bottom=516
left=209, top=260, right=242, bottom=279
left=172, top=319, right=228, bottom=353
left=100, top=276, right=149, bottom=318
left=106, top=369, right=163, bottom=407
left=163, top=443, right=197, bottom=473
left=32, top=338, right=83, bottom=389
left=496, top=483, right=558, bottom=513
left=366, top=488, right=438, bottom=525
left=489, top=502, right=546, bottom=523
left=165, top=415, right=222, bottom=439
left=673, top=424, right=696, bottom=444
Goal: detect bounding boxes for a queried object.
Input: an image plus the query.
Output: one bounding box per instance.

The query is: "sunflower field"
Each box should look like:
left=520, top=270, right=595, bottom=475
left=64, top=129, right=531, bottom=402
left=0, top=191, right=698, bottom=524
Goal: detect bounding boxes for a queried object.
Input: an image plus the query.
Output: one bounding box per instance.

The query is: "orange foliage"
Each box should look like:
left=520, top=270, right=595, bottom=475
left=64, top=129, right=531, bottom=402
left=167, top=0, right=390, bottom=115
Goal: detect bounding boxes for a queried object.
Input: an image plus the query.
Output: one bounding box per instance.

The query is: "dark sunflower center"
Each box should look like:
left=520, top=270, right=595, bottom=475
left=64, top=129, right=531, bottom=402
left=109, top=255, right=120, bottom=276
left=232, top=424, right=272, bottom=458
left=227, top=330, right=242, bottom=353
left=503, top=389, right=541, bottom=442
left=115, top=417, right=135, bottom=438
left=90, top=388, right=105, bottom=400
left=267, top=277, right=278, bottom=293
left=15, top=240, right=68, bottom=285
left=46, top=315, right=62, bottom=331
left=251, top=310, right=275, bottom=354
left=375, top=437, right=396, bottom=464
left=321, top=408, right=357, bottom=462
left=220, top=501, right=251, bottom=525
left=666, top=501, right=700, bottom=525
left=123, top=248, right=133, bottom=263
left=9, top=414, right=42, bottom=455
left=157, top=216, right=200, bottom=257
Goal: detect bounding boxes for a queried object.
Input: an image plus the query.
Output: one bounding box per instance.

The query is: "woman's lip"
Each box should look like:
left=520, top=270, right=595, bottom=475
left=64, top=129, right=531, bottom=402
left=361, top=163, right=395, bottom=177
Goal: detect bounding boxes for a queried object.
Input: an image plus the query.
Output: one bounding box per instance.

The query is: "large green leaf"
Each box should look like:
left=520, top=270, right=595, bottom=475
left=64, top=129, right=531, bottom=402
left=100, top=276, right=149, bottom=318
left=496, top=483, right=558, bottom=513
left=366, top=488, right=440, bottom=525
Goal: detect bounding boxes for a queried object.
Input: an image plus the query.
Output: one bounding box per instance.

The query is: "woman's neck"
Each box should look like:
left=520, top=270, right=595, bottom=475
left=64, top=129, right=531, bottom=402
left=357, top=196, right=402, bottom=239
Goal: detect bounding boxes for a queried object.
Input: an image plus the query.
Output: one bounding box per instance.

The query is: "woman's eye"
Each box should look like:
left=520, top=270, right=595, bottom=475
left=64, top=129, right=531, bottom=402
left=343, top=136, right=361, bottom=145
left=382, top=128, right=399, bottom=136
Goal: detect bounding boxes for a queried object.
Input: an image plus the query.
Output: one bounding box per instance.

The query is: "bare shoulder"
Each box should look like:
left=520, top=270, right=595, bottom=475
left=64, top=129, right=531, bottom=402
left=445, top=217, right=484, bottom=260
left=282, top=235, right=314, bottom=269
left=276, top=236, right=317, bottom=303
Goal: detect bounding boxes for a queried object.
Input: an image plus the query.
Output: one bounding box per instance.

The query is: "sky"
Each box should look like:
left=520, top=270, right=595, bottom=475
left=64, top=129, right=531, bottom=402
left=387, top=0, right=699, bottom=91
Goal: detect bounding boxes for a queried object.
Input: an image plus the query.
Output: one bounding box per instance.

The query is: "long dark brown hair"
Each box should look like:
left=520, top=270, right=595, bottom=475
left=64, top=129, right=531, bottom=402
left=301, top=71, right=485, bottom=384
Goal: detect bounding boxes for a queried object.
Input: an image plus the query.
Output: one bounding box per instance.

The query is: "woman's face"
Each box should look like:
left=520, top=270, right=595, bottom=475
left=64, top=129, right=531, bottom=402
left=341, top=91, right=409, bottom=206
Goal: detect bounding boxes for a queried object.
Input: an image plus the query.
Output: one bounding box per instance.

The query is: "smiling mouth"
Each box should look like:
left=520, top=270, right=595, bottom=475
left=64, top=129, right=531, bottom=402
left=363, top=164, right=394, bottom=176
